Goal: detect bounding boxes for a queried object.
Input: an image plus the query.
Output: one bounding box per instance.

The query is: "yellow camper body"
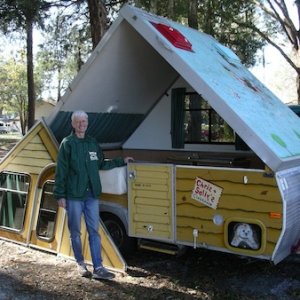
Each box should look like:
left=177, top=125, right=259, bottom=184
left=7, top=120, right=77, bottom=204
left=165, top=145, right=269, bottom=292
left=123, top=162, right=282, bottom=261
left=0, top=121, right=126, bottom=272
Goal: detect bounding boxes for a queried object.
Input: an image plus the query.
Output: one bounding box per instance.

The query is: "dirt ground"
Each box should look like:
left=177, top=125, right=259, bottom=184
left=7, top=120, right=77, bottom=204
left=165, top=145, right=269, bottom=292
left=0, top=239, right=299, bottom=300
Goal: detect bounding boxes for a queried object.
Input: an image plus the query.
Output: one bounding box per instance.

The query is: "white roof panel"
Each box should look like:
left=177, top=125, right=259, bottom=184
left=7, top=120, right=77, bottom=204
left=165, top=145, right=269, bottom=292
left=48, top=5, right=300, bottom=172
left=121, top=5, right=300, bottom=171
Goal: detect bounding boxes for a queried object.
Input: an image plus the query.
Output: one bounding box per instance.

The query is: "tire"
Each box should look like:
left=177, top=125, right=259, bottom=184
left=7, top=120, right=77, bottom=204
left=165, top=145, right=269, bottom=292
left=101, top=213, right=136, bottom=256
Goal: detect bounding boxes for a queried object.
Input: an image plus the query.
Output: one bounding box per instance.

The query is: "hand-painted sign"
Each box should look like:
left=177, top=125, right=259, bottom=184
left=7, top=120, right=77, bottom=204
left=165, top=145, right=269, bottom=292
left=191, top=177, right=223, bottom=209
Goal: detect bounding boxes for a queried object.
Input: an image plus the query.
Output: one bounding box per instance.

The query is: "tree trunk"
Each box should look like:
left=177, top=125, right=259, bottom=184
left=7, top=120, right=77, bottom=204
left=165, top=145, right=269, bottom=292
left=134, top=0, right=142, bottom=8
left=57, top=67, right=62, bottom=102
left=26, top=19, right=35, bottom=130
left=19, top=97, right=26, bottom=136
left=188, top=0, right=198, bottom=29
left=297, top=72, right=300, bottom=105
left=167, top=0, right=174, bottom=19
left=150, top=0, right=158, bottom=14
left=87, top=0, right=108, bottom=49
left=19, top=111, right=25, bottom=136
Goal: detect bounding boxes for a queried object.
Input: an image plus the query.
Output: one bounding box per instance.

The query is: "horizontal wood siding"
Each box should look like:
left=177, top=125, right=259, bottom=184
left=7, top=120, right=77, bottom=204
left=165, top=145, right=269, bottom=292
left=101, top=193, right=128, bottom=208
left=7, top=134, right=53, bottom=174
left=128, top=164, right=173, bottom=241
left=176, top=167, right=282, bottom=256
left=38, top=128, right=58, bottom=161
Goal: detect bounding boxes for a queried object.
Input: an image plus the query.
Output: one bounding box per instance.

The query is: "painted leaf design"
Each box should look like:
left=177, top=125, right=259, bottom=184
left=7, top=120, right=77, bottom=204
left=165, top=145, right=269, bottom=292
left=271, top=134, right=286, bottom=148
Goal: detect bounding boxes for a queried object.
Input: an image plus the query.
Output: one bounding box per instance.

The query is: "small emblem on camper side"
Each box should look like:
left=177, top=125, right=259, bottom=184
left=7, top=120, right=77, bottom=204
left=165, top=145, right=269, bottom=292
left=191, top=177, right=223, bottom=209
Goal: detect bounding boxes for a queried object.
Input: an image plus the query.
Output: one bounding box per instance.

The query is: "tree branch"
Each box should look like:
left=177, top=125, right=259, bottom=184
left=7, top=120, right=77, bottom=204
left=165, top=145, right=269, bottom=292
left=234, top=19, right=300, bottom=74
left=267, top=0, right=299, bottom=49
left=253, top=0, right=298, bottom=49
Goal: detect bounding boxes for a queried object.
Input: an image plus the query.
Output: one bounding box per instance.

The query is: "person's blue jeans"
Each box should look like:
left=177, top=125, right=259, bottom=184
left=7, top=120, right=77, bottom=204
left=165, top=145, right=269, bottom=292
left=66, top=193, right=102, bottom=270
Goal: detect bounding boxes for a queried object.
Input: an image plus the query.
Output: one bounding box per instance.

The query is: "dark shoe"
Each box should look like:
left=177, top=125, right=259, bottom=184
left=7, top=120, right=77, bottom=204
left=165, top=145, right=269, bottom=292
left=78, top=262, right=92, bottom=278
left=92, top=266, right=115, bottom=280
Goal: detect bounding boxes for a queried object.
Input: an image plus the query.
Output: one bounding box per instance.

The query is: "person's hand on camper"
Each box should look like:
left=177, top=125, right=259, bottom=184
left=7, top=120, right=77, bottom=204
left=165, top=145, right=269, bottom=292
left=124, top=157, right=134, bottom=164
left=57, top=198, right=66, bottom=208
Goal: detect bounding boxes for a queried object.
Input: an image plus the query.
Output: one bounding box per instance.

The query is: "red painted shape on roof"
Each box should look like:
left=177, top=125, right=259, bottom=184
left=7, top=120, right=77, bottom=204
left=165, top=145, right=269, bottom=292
left=151, top=22, right=193, bottom=52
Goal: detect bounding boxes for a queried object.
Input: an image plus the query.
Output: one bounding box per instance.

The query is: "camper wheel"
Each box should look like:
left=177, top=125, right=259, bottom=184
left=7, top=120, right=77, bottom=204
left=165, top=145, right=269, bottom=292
left=101, top=213, right=136, bottom=256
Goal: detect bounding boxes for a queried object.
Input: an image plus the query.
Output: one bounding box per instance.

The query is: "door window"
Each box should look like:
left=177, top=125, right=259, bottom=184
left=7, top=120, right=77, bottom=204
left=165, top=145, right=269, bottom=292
left=0, top=172, right=30, bottom=231
left=36, top=181, right=58, bottom=241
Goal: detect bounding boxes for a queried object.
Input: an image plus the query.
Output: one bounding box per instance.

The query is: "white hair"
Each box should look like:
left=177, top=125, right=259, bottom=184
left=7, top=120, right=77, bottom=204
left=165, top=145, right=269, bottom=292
left=71, top=110, right=88, bottom=122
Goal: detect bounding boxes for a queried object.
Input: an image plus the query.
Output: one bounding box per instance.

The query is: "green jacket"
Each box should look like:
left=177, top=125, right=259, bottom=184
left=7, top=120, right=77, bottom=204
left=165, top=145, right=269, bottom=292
left=54, top=133, right=125, bottom=200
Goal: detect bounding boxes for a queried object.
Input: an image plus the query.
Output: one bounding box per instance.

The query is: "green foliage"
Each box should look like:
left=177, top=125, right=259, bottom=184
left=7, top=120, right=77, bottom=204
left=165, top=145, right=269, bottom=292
left=35, top=8, right=92, bottom=101
left=0, top=0, right=53, bottom=130
left=0, top=53, right=27, bottom=133
left=0, top=53, right=27, bottom=108
left=0, top=51, right=42, bottom=130
left=198, top=0, right=265, bottom=66
left=0, top=0, right=50, bottom=32
left=135, top=0, right=187, bottom=17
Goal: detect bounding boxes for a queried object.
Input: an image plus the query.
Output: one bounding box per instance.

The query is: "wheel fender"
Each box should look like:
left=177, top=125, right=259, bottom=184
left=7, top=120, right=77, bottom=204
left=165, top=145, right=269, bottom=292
left=100, top=201, right=129, bottom=234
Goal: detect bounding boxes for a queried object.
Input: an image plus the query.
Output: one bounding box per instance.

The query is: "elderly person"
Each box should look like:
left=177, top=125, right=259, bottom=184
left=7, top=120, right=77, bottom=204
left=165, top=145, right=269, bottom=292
left=54, top=110, right=132, bottom=280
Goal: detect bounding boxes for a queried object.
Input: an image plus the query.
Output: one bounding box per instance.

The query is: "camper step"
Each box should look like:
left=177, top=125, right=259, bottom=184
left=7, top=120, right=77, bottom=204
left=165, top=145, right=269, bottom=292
left=138, top=239, right=186, bottom=256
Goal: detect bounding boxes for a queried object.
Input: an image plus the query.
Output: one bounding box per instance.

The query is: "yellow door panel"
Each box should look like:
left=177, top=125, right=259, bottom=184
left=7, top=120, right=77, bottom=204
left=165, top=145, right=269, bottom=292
left=128, top=163, right=174, bottom=242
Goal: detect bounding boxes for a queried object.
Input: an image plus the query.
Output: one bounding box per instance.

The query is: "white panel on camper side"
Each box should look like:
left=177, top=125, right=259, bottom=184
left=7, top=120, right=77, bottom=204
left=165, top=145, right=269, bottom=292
left=273, top=167, right=300, bottom=264
left=56, top=20, right=177, bottom=116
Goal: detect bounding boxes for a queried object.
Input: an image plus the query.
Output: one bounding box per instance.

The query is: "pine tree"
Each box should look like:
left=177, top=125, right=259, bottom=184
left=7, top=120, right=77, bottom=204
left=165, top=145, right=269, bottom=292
left=0, top=0, right=51, bottom=130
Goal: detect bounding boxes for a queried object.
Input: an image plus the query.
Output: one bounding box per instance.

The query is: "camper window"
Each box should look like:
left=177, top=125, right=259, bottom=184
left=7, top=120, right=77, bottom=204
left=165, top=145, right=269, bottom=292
left=0, top=172, right=30, bottom=231
left=183, top=93, right=234, bottom=144
left=36, top=181, right=58, bottom=241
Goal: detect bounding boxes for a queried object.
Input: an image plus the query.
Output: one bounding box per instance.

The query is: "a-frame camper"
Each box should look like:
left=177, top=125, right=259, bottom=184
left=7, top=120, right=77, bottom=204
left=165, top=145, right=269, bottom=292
left=1, top=4, right=300, bottom=266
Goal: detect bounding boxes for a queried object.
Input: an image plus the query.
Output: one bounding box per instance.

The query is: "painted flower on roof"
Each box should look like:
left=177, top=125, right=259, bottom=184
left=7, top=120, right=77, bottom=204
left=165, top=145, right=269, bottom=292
left=271, top=133, right=293, bottom=156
